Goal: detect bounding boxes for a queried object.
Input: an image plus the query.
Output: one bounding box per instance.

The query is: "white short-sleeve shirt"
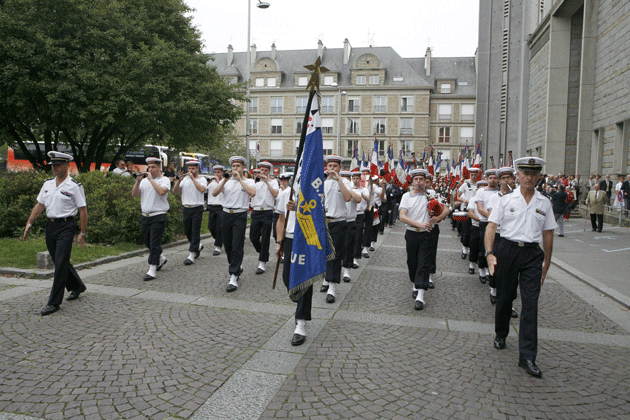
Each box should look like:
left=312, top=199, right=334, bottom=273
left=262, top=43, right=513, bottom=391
left=37, top=176, right=87, bottom=218
left=372, top=185, right=383, bottom=207
left=179, top=175, right=207, bottom=206
left=467, top=196, right=481, bottom=227
left=324, top=178, right=349, bottom=219
left=276, top=188, right=296, bottom=235
left=251, top=178, right=279, bottom=210
left=474, top=187, right=499, bottom=222
left=355, top=186, right=369, bottom=212
left=458, top=181, right=478, bottom=202
left=221, top=177, right=255, bottom=210
left=399, top=191, right=429, bottom=226
left=486, top=191, right=502, bottom=233
left=207, top=178, right=224, bottom=205
left=488, top=187, right=557, bottom=243
left=139, top=176, right=171, bottom=214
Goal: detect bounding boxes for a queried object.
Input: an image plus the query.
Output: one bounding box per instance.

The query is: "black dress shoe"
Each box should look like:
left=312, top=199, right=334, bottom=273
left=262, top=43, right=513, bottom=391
left=255, top=268, right=265, bottom=275
left=291, top=333, right=306, bottom=346
left=412, top=290, right=418, bottom=299
left=369, top=246, right=375, bottom=251
left=511, top=309, right=518, bottom=318
left=343, top=276, right=351, bottom=283
left=184, top=258, right=194, bottom=265
left=362, top=252, right=370, bottom=258
left=320, top=284, right=329, bottom=293
left=156, top=258, right=167, bottom=271
left=518, top=359, right=542, bottom=377
left=493, top=337, right=506, bottom=349
left=143, top=274, right=155, bottom=281
left=66, top=285, right=87, bottom=301
left=490, top=294, right=497, bottom=304
left=469, top=267, right=475, bottom=274
left=461, top=252, right=467, bottom=259
left=414, top=300, right=424, bottom=310
left=479, top=275, right=487, bottom=284
left=592, top=229, right=597, bottom=231
left=558, top=234, right=564, bottom=237
left=428, top=281, right=434, bottom=289
left=195, top=245, right=204, bottom=259
left=226, top=284, right=238, bottom=292
left=41, top=304, right=59, bottom=316
left=352, top=263, right=359, bottom=269
left=597, top=229, right=602, bottom=232
left=212, top=249, right=221, bottom=256
left=326, top=294, right=335, bottom=303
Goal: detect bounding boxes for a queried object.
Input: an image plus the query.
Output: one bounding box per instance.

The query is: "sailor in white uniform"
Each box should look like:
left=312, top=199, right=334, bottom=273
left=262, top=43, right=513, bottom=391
left=206, top=164, right=225, bottom=256
left=173, top=159, right=207, bottom=265
left=250, top=161, right=279, bottom=274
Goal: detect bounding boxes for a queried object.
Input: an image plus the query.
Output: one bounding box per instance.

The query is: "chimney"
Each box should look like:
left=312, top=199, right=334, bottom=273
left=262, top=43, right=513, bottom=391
left=424, top=47, right=431, bottom=77
left=271, top=43, right=276, bottom=60
left=343, top=38, right=351, bottom=65
left=317, top=40, right=324, bottom=59
left=227, top=44, right=234, bottom=66
left=250, top=44, right=257, bottom=65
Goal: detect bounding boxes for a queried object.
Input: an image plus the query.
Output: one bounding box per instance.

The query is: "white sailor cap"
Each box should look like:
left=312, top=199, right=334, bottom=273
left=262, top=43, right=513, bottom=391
left=514, top=157, right=545, bottom=172
left=484, top=168, right=498, bottom=177
left=212, top=164, right=225, bottom=171
left=468, top=167, right=481, bottom=172
left=340, top=170, right=353, bottom=177
left=278, top=173, right=291, bottom=180
left=477, top=179, right=489, bottom=186
left=252, top=168, right=260, bottom=173
left=146, top=157, right=162, bottom=164
left=229, top=156, right=246, bottom=165
left=47, top=151, right=73, bottom=164
left=351, top=170, right=362, bottom=176
left=186, top=159, right=200, bottom=166
left=409, top=168, right=429, bottom=178
left=258, top=161, right=273, bottom=169
left=496, top=166, right=516, bottom=177
left=360, top=166, right=371, bottom=173
left=371, top=175, right=380, bottom=181
left=324, top=154, right=344, bottom=163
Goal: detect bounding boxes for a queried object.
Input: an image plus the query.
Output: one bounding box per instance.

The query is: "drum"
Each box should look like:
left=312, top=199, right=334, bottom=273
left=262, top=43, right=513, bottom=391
left=453, top=211, right=469, bottom=222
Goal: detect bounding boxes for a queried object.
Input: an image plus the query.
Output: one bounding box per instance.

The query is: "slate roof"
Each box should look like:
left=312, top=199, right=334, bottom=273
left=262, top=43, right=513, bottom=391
left=404, top=57, right=477, bottom=95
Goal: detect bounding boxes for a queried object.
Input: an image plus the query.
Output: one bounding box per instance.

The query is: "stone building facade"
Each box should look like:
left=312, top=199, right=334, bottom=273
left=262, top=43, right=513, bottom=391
left=209, top=40, right=476, bottom=170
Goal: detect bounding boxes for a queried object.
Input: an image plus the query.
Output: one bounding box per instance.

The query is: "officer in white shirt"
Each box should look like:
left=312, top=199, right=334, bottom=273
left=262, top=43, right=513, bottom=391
left=132, top=157, right=171, bottom=281
left=340, top=171, right=362, bottom=282
left=399, top=168, right=433, bottom=310
left=485, top=157, right=557, bottom=377
left=206, top=164, right=225, bottom=256
left=467, top=180, right=487, bottom=279
left=173, top=159, right=208, bottom=265
left=250, top=161, right=279, bottom=274
left=455, top=167, right=480, bottom=259
left=352, top=172, right=370, bottom=268
left=474, top=168, right=499, bottom=283
left=320, top=155, right=353, bottom=303
left=212, top=156, right=256, bottom=292
left=24, top=151, right=88, bottom=316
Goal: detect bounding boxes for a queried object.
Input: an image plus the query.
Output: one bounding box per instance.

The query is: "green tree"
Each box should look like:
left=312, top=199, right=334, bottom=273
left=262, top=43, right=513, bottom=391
left=0, top=0, right=245, bottom=172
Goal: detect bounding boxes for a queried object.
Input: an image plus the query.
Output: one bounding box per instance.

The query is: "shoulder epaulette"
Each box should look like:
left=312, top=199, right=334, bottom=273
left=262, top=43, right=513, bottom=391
left=71, top=178, right=83, bottom=186
left=498, top=190, right=513, bottom=197
left=44, top=177, right=55, bottom=182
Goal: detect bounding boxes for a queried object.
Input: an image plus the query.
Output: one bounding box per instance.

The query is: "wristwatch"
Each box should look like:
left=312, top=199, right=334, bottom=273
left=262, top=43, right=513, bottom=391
left=484, top=251, right=493, bottom=257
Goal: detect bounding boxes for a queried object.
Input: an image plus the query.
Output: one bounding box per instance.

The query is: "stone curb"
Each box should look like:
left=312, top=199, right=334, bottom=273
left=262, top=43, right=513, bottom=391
left=551, top=256, right=630, bottom=309
left=0, top=233, right=214, bottom=280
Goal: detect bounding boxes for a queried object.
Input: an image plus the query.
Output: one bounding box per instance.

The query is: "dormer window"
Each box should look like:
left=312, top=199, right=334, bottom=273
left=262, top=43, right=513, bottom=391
left=440, top=83, right=451, bottom=93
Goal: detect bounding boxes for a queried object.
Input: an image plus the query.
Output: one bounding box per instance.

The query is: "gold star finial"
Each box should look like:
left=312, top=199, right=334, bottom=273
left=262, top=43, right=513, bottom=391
left=304, top=56, right=330, bottom=91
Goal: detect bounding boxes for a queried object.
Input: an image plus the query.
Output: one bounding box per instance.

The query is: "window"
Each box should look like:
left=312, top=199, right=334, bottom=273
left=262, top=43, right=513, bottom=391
left=440, top=83, right=451, bottom=93
left=374, top=96, right=386, bottom=112
left=255, top=78, right=264, bottom=87
left=356, top=75, right=366, bottom=85
left=348, top=97, right=360, bottom=112
left=271, top=119, right=282, bottom=134
left=374, top=118, right=386, bottom=134
left=439, top=127, right=451, bottom=143
left=295, top=119, right=303, bottom=134
left=324, top=75, right=334, bottom=86
left=378, top=140, right=385, bottom=157
left=267, top=77, right=276, bottom=87
left=249, top=140, right=257, bottom=153
left=348, top=118, right=359, bottom=134
left=249, top=97, right=258, bottom=113
left=438, top=104, right=452, bottom=121
left=393, top=77, right=404, bottom=82
left=322, top=118, right=334, bottom=134
left=346, top=140, right=357, bottom=157
left=270, top=140, right=283, bottom=157
left=296, top=96, right=308, bottom=114
left=323, top=140, right=333, bottom=156
left=321, top=96, right=335, bottom=113
left=249, top=119, right=258, bottom=134
left=271, top=97, right=283, bottom=113
left=298, top=76, right=308, bottom=87
left=460, top=127, right=474, bottom=145
left=369, top=75, right=379, bottom=85
left=461, top=104, right=475, bottom=121
left=401, top=96, right=413, bottom=112
left=400, top=140, right=413, bottom=155
left=400, top=118, right=413, bottom=135
left=295, top=140, right=300, bottom=155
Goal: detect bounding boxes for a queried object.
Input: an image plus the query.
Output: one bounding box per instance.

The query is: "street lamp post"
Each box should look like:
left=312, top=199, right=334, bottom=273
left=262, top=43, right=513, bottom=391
left=245, top=0, right=270, bottom=170
left=331, top=83, right=346, bottom=158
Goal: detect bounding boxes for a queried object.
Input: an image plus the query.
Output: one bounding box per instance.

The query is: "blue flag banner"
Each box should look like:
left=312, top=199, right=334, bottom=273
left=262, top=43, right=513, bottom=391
left=289, top=95, right=333, bottom=300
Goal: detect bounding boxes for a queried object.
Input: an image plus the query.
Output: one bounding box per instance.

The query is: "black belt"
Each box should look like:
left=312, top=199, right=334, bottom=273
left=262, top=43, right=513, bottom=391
left=503, top=239, right=539, bottom=249
left=48, top=217, right=74, bottom=222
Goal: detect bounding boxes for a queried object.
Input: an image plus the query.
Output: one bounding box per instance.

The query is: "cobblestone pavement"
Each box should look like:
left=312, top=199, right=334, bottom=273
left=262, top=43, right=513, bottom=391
left=1, top=221, right=629, bottom=419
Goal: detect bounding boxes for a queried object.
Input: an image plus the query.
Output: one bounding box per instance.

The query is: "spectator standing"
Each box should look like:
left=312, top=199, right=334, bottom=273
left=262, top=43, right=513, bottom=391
left=112, top=159, right=126, bottom=175
left=622, top=174, right=630, bottom=211
left=586, top=183, right=607, bottom=232
left=551, top=184, right=568, bottom=237
left=614, top=176, right=624, bottom=210
left=599, top=174, right=613, bottom=205
left=121, top=160, right=134, bottom=177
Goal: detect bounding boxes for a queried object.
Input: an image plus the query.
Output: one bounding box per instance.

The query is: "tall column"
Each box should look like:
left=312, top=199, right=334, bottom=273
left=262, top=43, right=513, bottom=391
left=544, top=15, right=571, bottom=174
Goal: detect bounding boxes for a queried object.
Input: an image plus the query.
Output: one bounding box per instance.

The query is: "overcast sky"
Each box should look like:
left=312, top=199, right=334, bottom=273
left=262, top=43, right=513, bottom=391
left=184, top=0, right=479, bottom=58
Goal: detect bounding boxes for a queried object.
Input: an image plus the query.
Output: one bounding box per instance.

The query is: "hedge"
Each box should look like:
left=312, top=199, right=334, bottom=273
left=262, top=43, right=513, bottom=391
left=0, top=171, right=183, bottom=244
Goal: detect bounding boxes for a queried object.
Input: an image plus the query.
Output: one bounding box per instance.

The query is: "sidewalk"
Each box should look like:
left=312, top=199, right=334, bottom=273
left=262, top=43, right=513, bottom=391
left=1, top=224, right=629, bottom=419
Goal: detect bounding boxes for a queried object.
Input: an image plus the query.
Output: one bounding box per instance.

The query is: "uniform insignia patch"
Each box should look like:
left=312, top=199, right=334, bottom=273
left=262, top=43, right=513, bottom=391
left=535, top=208, right=546, bottom=216
left=60, top=191, right=73, bottom=197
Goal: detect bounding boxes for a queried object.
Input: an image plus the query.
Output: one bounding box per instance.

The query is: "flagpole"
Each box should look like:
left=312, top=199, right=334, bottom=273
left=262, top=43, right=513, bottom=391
left=272, top=89, right=317, bottom=289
